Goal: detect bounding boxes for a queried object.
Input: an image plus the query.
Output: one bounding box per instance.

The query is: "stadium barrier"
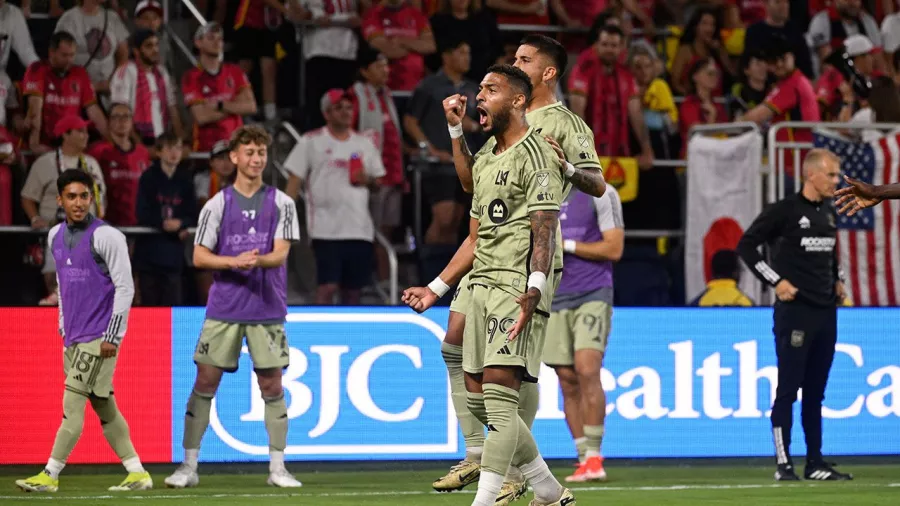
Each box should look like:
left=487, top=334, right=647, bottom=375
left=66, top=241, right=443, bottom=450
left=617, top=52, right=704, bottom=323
left=3, top=306, right=898, bottom=465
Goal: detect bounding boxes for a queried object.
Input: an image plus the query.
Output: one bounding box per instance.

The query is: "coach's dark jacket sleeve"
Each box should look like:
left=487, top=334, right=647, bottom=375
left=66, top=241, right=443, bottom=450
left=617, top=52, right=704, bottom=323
left=737, top=202, right=784, bottom=287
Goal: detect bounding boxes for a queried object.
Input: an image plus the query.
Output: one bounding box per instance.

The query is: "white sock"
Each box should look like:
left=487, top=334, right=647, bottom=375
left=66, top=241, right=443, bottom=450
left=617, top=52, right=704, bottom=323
left=466, top=446, right=484, bottom=463
left=472, top=470, right=504, bottom=505
left=585, top=450, right=601, bottom=459
left=264, top=103, right=277, bottom=120
left=183, top=448, right=199, bottom=470
left=122, top=456, right=145, bottom=474
left=44, top=458, right=65, bottom=480
left=504, top=465, right=525, bottom=483
left=269, top=450, right=285, bottom=473
left=520, top=456, right=564, bottom=503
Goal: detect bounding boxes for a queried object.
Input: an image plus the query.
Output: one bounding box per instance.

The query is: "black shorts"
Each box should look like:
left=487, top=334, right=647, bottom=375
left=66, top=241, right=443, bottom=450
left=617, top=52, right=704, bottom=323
left=232, top=26, right=278, bottom=60
left=312, top=239, right=374, bottom=290
left=423, top=172, right=470, bottom=206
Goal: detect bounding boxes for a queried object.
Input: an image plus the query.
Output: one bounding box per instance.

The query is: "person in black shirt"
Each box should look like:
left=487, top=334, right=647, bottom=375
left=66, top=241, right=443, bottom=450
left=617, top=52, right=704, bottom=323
left=744, top=0, right=814, bottom=79
left=729, top=49, right=770, bottom=119
left=134, top=132, right=197, bottom=306
left=737, top=148, right=852, bottom=482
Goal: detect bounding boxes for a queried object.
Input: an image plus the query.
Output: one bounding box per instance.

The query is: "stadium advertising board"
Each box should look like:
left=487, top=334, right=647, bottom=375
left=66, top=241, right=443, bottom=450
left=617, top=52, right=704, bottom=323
left=2, top=307, right=898, bottom=464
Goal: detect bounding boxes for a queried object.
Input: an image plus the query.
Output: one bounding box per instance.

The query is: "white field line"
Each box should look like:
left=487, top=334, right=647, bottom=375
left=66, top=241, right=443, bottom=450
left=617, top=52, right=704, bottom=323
left=2, top=482, right=899, bottom=500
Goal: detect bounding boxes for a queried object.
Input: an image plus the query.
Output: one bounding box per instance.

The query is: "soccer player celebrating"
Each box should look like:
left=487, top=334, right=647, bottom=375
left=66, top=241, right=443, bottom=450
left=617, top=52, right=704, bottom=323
left=417, top=64, right=576, bottom=506
left=418, top=34, right=603, bottom=504
left=546, top=185, right=624, bottom=483
left=164, top=125, right=301, bottom=489
left=16, top=169, right=151, bottom=493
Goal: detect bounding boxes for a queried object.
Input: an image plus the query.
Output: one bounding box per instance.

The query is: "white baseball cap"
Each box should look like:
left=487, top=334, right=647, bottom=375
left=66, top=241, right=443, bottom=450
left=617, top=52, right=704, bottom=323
left=844, top=35, right=874, bottom=57
left=134, top=0, right=163, bottom=17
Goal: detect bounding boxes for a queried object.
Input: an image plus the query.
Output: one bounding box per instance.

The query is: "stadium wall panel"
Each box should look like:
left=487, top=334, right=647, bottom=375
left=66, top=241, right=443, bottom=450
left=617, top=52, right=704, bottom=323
left=3, top=307, right=899, bottom=464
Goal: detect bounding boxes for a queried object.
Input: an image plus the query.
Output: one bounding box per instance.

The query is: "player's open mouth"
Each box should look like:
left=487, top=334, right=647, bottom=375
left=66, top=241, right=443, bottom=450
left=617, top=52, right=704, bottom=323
left=477, top=106, right=489, bottom=126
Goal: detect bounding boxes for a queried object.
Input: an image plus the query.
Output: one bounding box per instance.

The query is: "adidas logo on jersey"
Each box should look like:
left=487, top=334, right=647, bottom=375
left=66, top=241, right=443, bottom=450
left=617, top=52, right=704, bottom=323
left=248, top=227, right=256, bottom=235
left=798, top=216, right=810, bottom=229
left=66, top=258, right=72, bottom=266
left=496, top=345, right=511, bottom=355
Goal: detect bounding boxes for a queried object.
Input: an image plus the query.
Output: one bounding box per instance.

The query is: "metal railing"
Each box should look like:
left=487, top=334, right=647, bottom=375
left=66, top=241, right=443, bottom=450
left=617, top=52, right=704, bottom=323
left=768, top=122, right=900, bottom=202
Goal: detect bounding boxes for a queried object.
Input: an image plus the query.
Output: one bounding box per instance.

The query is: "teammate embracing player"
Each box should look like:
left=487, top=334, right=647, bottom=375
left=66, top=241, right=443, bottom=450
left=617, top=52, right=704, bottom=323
left=165, top=125, right=301, bottom=488
left=404, top=35, right=605, bottom=505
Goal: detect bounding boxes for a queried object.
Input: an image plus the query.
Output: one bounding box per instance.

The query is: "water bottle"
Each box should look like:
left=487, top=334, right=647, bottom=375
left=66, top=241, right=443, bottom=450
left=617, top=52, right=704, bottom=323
left=405, top=226, right=416, bottom=252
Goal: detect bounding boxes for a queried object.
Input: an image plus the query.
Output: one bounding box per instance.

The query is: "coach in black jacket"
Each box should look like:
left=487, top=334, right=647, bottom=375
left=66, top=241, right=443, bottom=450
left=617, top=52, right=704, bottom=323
left=737, top=148, right=852, bottom=482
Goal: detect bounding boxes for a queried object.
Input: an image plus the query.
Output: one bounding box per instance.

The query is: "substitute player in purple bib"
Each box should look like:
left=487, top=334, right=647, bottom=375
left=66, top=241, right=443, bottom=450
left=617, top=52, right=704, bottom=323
left=165, top=125, right=302, bottom=489
left=16, top=170, right=152, bottom=493
left=544, top=186, right=623, bottom=483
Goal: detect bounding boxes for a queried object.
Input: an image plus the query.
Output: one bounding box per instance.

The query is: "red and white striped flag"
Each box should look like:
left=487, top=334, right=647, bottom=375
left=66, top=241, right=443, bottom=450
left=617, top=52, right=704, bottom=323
left=814, top=131, right=900, bottom=306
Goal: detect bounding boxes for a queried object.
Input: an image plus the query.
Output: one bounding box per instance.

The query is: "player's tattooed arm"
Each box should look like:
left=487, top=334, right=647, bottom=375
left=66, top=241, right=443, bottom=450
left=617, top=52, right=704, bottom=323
left=451, top=134, right=476, bottom=193
left=443, top=94, right=476, bottom=193
left=509, top=209, right=559, bottom=340
left=529, top=210, right=559, bottom=277
left=544, top=136, right=606, bottom=198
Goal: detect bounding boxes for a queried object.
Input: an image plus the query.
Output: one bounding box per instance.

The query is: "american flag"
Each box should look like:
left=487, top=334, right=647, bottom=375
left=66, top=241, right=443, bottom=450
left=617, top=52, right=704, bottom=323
left=814, top=132, right=900, bottom=306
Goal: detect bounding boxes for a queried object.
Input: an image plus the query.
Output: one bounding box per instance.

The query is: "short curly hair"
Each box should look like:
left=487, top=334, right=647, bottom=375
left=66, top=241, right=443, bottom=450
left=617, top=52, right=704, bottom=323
left=229, top=124, right=271, bottom=152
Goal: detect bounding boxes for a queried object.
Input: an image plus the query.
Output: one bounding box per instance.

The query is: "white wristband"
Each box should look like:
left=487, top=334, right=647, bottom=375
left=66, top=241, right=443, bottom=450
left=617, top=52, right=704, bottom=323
left=448, top=123, right=464, bottom=139
left=527, top=272, right=547, bottom=296
left=428, top=277, right=451, bottom=298
left=563, top=239, right=576, bottom=254
left=564, top=161, right=576, bottom=177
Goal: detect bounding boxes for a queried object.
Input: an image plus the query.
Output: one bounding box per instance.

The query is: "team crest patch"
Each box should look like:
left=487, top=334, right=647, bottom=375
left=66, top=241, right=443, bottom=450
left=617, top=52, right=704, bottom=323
left=577, top=134, right=589, bottom=148
left=537, top=172, right=550, bottom=187
left=790, top=330, right=805, bottom=348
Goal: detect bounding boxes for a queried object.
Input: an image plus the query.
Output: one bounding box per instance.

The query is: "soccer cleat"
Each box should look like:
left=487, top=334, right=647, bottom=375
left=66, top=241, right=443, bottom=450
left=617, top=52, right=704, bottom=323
left=164, top=464, right=199, bottom=488
left=267, top=468, right=303, bottom=488
left=495, top=480, right=528, bottom=505
left=15, top=471, right=59, bottom=492
left=565, top=456, right=606, bottom=483
left=804, top=462, right=853, bottom=481
left=528, top=488, right=576, bottom=506
left=108, top=471, right=153, bottom=491
left=774, top=464, right=800, bottom=481
left=432, top=459, right=481, bottom=492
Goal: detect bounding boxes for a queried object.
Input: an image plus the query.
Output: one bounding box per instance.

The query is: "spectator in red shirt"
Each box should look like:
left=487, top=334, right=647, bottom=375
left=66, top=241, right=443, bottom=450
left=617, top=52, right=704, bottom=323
left=738, top=35, right=820, bottom=177
left=87, top=102, right=151, bottom=226
left=670, top=7, right=736, bottom=95
left=679, top=57, right=727, bottom=157
left=487, top=0, right=549, bottom=25
left=569, top=24, right=653, bottom=168
left=815, top=34, right=876, bottom=119
left=554, top=0, right=655, bottom=31
left=233, top=0, right=305, bottom=121
left=22, top=31, right=108, bottom=156
left=724, top=0, right=767, bottom=27
left=362, top=0, right=436, bottom=92
left=181, top=22, right=257, bottom=153
left=348, top=46, right=405, bottom=285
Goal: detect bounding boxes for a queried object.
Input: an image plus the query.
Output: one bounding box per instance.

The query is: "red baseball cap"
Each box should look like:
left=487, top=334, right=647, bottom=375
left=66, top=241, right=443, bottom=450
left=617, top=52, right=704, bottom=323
left=320, top=88, right=352, bottom=114
left=134, top=0, right=163, bottom=17
left=54, top=115, right=90, bottom=138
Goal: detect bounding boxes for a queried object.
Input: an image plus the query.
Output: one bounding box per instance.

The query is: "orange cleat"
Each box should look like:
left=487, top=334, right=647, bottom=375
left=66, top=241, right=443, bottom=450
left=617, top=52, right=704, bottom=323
left=564, top=456, right=607, bottom=483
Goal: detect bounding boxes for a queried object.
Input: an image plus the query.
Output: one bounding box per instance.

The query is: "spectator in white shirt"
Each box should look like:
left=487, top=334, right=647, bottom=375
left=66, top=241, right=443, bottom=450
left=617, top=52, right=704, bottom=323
left=0, top=0, right=38, bottom=70
left=882, top=10, right=900, bottom=76
left=284, top=89, right=385, bottom=305
left=133, top=0, right=171, bottom=69
left=301, top=0, right=362, bottom=129
left=110, top=30, right=183, bottom=146
left=807, top=0, right=884, bottom=74
left=55, top=0, right=130, bottom=94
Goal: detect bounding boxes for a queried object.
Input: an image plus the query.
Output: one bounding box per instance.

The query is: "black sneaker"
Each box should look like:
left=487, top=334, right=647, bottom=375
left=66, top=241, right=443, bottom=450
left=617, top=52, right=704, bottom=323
left=804, top=462, right=853, bottom=481
left=774, top=464, right=800, bottom=481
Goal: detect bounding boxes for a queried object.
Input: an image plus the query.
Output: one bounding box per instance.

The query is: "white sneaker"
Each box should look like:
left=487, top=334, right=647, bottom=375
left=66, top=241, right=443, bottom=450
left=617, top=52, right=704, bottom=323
left=267, top=468, right=303, bottom=488
left=164, top=464, right=199, bottom=488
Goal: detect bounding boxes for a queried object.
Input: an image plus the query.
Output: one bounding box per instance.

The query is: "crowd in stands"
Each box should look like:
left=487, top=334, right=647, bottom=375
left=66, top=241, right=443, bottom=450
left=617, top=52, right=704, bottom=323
left=2, top=0, right=900, bottom=307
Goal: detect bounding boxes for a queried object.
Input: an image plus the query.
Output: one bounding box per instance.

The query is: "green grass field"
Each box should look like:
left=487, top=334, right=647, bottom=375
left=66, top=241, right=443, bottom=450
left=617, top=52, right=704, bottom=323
left=2, top=463, right=899, bottom=505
